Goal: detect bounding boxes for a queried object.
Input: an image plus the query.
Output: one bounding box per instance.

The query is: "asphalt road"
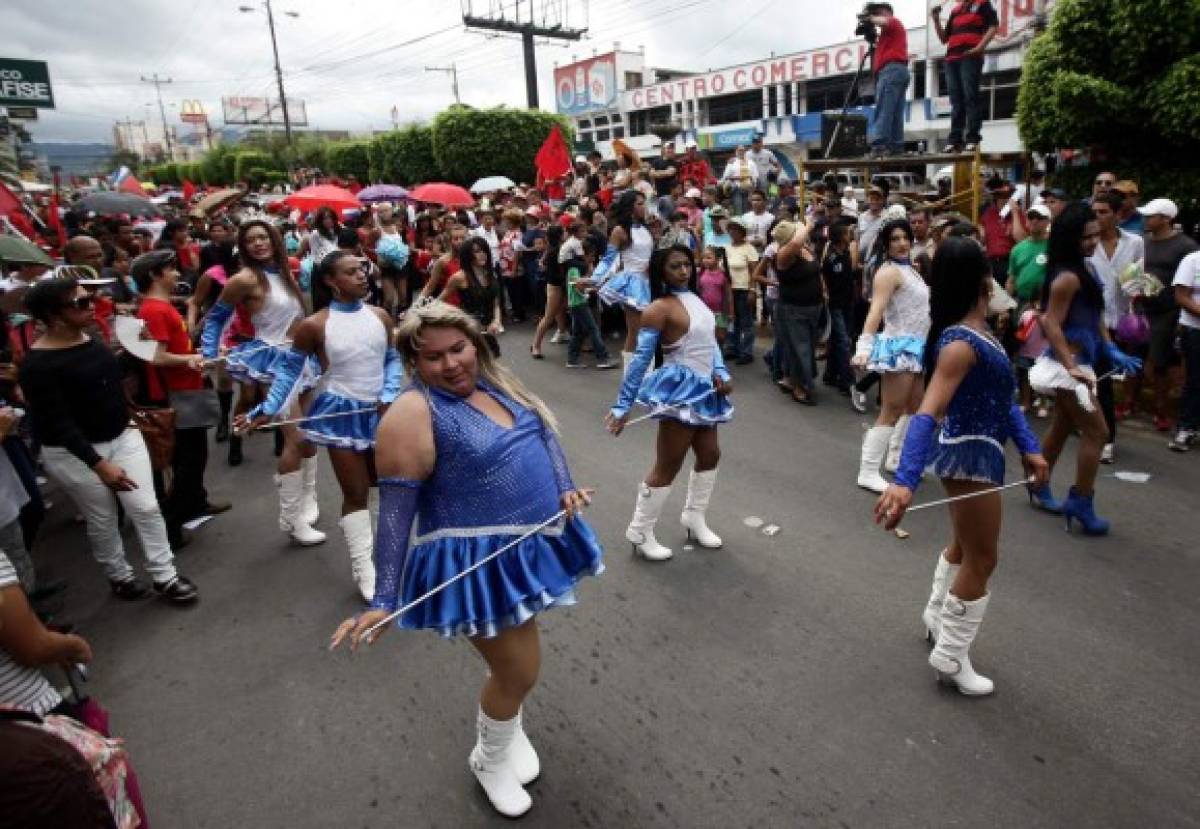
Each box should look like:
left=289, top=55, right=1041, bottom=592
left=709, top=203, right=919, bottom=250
left=32, top=323, right=1200, bottom=828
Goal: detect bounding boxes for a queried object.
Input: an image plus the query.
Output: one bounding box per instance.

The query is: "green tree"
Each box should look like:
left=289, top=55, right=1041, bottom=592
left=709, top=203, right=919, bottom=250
left=430, top=106, right=573, bottom=186
left=325, top=140, right=372, bottom=182
left=233, top=150, right=276, bottom=185
left=369, top=125, right=440, bottom=184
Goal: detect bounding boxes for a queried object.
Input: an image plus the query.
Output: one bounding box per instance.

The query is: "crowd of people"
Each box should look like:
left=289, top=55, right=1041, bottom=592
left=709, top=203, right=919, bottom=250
left=0, top=137, right=1197, bottom=821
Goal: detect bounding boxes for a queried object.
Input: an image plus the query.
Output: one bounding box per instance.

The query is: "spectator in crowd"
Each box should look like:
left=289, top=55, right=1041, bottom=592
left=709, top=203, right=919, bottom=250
left=910, top=207, right=934, bottom=277
left=1007, top=204, right=1052, bottom=306
left=100, top=244, right=136, bottom=305
left=18, top=277, right=198, bottom=604
left=821, top=220, right=858, bottom=395
left=299, top=206, right=341, bottom=266
left=1041, top=187, right=1069, bottom=219
left=857, top=185, right=887, bottom=264
left=841, top=186, right=860, bottom=218
left=649, top=142, right=679, bottom=220
left=721, top=146, right=759, bottom=216
left=1169, top=248, right=1200, bottom=451
left=563, top=238, right=617, bottom=370
left=979, top=178, right=1016, bottom=285
left=773, top=221, right=825, bottom=405
left=745, top=135, right=780, bottom=192
left=678, top=140, right=714, bottom=187
left=1113, top=180, right=1144, bottom=234
left=866, top=3, right=911, bottom=157
left=930, top=0, right=998, bottom=152
left=722, top=218, right=760, bottom=365
left=741, top=190, right=774, bottom=253
left=156, top=218, right=201, bottom=283
left=1090, top=171, right=1117, bottom=204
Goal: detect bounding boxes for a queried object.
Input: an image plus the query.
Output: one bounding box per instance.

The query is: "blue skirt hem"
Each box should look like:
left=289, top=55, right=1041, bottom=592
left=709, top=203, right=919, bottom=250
left=598, top=270, right=651, bottom=311
left=299, top=392, right=378, bottom=450
left=637, top=364, right=733, bottom=425
left=929, top=438, right=1006, bottom=486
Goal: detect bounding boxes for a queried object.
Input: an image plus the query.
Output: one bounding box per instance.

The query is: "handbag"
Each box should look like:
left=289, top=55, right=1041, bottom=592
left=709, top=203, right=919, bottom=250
left=168, top=388, right=220, bottom=430
left=126, top=394, right=175, bottom=471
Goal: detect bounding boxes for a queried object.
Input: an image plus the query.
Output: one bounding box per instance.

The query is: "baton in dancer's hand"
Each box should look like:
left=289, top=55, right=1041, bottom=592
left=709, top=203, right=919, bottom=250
left=875, top=477, right=1037, bottom=530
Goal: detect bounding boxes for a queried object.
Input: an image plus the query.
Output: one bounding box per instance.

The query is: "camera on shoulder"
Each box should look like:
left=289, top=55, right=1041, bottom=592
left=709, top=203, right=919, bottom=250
left=855, top=3, right=892, bottom=42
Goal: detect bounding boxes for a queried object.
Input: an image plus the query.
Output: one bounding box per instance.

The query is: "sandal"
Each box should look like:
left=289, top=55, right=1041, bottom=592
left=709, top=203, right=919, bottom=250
left=529, top=346, right=544, bottom=360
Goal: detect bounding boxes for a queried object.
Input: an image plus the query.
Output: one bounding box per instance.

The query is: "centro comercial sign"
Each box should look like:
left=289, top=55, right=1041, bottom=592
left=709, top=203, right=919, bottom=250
left=0, top=58, right=55, bottom=109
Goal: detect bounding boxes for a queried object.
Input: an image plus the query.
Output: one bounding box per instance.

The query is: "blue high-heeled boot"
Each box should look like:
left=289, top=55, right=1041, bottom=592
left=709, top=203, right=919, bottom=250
left=1063, top=486, right=1110, bottom=535
left=1027, top=483, right=1063, bottom=514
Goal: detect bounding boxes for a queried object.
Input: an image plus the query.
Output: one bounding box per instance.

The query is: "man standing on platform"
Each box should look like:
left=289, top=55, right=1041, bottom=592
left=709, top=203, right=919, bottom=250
left=865, top=3, right=911, bottom=158
left=931, top=1, right=999, bottom=153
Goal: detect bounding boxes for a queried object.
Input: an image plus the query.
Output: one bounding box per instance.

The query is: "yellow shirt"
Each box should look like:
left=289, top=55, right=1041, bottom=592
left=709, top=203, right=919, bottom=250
left=723, top=242, right=760, bottom=290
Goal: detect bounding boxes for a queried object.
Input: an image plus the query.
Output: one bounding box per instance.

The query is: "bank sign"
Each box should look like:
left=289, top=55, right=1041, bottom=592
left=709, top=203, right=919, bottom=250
left=0, top=58, right=54, bottom=109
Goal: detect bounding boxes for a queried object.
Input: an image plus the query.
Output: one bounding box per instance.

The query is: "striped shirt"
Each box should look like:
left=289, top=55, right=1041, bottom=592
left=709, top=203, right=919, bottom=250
left=946, top=1, right=999, bottom=61
left=0, top=554, right=62, bottom=715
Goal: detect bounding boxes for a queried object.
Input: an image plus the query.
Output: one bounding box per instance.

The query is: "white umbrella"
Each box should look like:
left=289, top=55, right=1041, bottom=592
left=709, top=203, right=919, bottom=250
left=470, top=175, right=516, bottom=194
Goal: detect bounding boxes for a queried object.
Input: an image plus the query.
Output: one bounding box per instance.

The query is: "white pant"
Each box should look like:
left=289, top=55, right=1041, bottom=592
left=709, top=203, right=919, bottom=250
left=42, top=428, right=177, bottom=584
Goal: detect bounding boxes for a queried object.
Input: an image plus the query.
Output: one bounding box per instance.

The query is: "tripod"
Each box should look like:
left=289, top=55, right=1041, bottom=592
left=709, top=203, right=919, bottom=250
left=823, top=42, right=876, bottom=159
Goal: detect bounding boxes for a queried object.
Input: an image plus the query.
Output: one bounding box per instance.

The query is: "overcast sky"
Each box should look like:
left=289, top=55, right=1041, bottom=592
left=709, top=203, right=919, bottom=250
left=9, top=0, right=928, bottom=144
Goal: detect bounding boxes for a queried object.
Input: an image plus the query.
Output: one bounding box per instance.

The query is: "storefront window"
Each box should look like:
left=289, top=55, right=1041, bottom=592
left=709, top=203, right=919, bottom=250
left=707, top=91, right=763, bottom=126
left=806, top=77, right=858, bottom=113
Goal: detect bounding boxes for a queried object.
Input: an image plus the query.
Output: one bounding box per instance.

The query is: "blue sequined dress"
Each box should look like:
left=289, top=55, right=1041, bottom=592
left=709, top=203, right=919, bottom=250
left=928, top=325, right=1020, bottom=485
left=372, top=382, right=604, bottom=638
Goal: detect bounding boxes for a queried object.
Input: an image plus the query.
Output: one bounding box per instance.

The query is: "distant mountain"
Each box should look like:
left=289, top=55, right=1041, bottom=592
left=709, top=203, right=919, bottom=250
left=33, top=141, right=115, bottom=177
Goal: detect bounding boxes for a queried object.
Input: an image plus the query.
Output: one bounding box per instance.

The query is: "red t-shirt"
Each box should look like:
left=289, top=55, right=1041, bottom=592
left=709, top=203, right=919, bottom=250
left=874, top=16, right=909, bottom=74
left=138, top=297, right=203, bottom=401
left=980, top=204, right=1015, bottom=259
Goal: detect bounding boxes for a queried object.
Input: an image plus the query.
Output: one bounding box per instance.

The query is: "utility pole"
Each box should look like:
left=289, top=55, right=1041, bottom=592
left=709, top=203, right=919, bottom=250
left=462, top=1, right=586, bottom=109
left=264, top=0, right=293, bottom=150
left=140, top=74, right=174, bottom=160
left=425, top=63, right=461, bottom=105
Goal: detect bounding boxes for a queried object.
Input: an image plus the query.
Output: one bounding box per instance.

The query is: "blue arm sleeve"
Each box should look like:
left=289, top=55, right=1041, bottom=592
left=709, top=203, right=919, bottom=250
left=200, top=301, right=234, bottom=359
left=379, top=347, right=404, bottom=404
left=712, top=343, right=731, bottom=383
left=610, top=327, right=660, bottom=418
left=1104, top=341, right=1143, bottom=374
left=370, top=478, right=422, bottom=613
left=1007, top=402, right=1042, bottom=456
left=246, top=348, right=306, bottom=419
left=893, top=413, right=938, bottom=492
left=539, top=422, right=577, bottom=495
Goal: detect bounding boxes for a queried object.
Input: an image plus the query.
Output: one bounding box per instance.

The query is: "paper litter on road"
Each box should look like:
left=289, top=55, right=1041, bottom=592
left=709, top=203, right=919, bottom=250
left=1112, top=471, right=1151, bottom=483
left=182, top=515, right=214, bottom=531
left=762, top=524, right=780, bottom=537
left=743, top=516, right=764, bottom=528
left=894, top=527, right=910, bottom=539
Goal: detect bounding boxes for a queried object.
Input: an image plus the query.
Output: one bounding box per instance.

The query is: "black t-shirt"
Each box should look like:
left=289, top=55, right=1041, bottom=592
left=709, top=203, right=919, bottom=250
left=822, top=246, right=856, bottom=310
left=1143, top=232, right=1200, bottom=314
left=650, top=157, right=678, bottom=197
left=778, top=255, right=823, bottom=307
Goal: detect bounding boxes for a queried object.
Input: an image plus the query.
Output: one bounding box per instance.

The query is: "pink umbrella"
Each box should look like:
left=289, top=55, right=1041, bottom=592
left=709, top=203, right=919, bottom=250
left=284, top=184, right=361, bottom=213
left=409, top=182, right=475, bottom=208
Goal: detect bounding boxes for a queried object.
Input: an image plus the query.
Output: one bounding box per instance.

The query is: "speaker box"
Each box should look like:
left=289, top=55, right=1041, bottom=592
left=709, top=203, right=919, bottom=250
left=820, top=113, right=869, bottom=158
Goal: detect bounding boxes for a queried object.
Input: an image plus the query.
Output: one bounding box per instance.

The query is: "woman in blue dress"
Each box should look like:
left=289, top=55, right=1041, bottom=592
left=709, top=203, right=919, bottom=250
left=598, top=190, right=656, bottom=370
left=606, top=245, right=734, bottom=562
left=875, top=237, right=1049, bottom=697
left=330, top=301, right=602, bottom=818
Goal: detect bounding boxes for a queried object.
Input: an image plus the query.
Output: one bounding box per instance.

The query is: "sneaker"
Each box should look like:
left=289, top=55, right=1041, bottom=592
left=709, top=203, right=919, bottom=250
left=850, top=387, right=868, bottom=414
left=1100, top=443, right=1114, bottom=464
left=550, top=331, right=567, bottom=344
left=110, top=578, right=150, bottom=601
left=153, top=575, right=199, bottom=605
left=595, top=360, right=619, bottom=370
left=1169, top=429, right=1195, bottom=452
left=565, top=362, right=586, bottom=369
left=963, top=142, right=978, bottom=152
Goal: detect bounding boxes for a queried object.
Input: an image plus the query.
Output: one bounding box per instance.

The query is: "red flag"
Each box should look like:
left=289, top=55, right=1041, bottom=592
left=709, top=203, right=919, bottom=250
left=47, top=192, right=66, bottom=248
left=118, top=173, right=146, bottom=195
left=182, top=179, right=197, bottom=202
left=0, top=180, right=22, bottom=218
left=534, top=125, right=571, bottom=190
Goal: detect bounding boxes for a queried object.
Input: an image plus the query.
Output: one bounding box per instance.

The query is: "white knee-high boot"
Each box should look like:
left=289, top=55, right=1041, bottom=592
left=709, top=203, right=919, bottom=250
left=469, top=708, right=532, bottom=818
left=276, top=471, right=326, bottom=546
left=922, top=550, right=959, bottom=644
left=857, top=425, right=894, bottom=493
left=930, top=592, right=994, bottom=696
left=885, top=414, right=911, bottom=473
left=625, top=483, right=673, bottom=561
left=680, top=469, right=722, bottom=548
left=300, top=455, right=320, bottom=526
left=338, top=510, right=375, bottom=603
left=509, top=707, right=540, bottom=785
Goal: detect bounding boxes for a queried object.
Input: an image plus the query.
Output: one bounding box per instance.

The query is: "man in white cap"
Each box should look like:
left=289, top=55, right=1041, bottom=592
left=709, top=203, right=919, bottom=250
left=1138, top=197, right=1199, bottom=432
left=678, top=139, right=714, bottom=188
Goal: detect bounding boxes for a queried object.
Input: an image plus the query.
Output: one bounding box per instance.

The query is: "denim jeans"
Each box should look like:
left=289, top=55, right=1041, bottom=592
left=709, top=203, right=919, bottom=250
left=768, top=298, right=789, bottom=381
left=731, top=289, right=756, bottom=360
left=730, top=188, right=750, bottom=216
left=567, top=304, right=610, bottom=364
left=1181, top=327, right=1200, bottom=430
left=945, top=56, right=984, bottom=145
left=823, top=306, right=854, bottom=389
left=777, top=303, right=823, bottom=392
left=871, top=62, right=910, bottom=153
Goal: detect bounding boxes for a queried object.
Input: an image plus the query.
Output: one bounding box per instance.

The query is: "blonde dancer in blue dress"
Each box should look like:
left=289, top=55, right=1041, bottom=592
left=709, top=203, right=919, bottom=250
left=606, top=244, right=734, bottom=561
left=331, top=302, right=602, bottom=818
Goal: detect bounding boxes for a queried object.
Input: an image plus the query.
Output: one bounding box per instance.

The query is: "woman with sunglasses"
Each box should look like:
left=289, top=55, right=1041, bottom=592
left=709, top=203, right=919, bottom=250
left=240, top=250, right=402, bottom=602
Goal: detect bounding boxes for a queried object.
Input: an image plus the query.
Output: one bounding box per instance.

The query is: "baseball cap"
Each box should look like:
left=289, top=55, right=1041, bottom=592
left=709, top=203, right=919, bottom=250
left=684, top=138, right=698, bottom=149
left=1137, top=197, right=1178, bottom=219
left=1113, top=180, right=1139, bottom=196
left=1040, top=187, right=1068, bottom=200
left=1028, top=204, right=1051, bottom=219
left=131, top=249, right=177, bottom=284
left=685, top=187, right=702, bottom=199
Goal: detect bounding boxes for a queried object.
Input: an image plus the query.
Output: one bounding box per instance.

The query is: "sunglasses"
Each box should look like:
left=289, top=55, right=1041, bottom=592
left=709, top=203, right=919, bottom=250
left=65, top=296, right=95, bottom=311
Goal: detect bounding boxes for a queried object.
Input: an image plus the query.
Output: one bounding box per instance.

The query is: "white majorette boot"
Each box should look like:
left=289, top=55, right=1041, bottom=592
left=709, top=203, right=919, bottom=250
left=625, top=483, right=673, bottom=561
left=857, top=425, right=894, bottom=493
left=680, top=469, right=722, bottom=549
left=277, top=471, right=326, bottom=546
left=338, top=510, right=376, bottom=603
left=885, top=414, right=911, bottom=473
left=621, top=350, right=636, bottom=377
left=300, top=455, right=320, bottom=526
left=509, top=708, right=540, bottom=785
left=469, top=708, right=532, bottom=818
left=929, top=592, right=994, bottom=696
left=922, top=550, right=959, bottom=644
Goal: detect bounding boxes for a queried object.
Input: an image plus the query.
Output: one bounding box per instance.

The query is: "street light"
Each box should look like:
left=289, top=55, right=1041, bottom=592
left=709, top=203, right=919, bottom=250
left=239, top=0, right=297, bottom=154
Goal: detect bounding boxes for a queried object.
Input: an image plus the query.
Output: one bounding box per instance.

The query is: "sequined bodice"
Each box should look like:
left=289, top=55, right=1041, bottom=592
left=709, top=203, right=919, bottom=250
left=252, top=268, right=303, bottom=344
left=663, top=291, right=717, bottom=377
left=938, top=325, right=1016, bottom=443
left=883, top=264, right=931, bottom=340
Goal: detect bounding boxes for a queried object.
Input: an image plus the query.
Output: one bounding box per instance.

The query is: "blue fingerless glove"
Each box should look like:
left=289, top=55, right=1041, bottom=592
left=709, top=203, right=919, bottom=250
left=893, top=413, right=938, bottom=492
left=712, top=343, right=731, bottom=384
left=370, top=478, right=422, bottom=613
left=610, top=327, right=660, bottom=418
left=247, top=348, right=306, bottom=419
left=379, top=347, right=404, bottom=404
left=1104, top=341, right=1142, bottom=375
left=200, top=301, right=234, bottom=359
left=1007, top=402, right=1041, bottom=456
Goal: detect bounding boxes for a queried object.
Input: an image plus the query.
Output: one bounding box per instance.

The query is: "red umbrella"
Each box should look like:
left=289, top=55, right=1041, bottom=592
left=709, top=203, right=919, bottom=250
left=409, top=182, right=475, bottom=208
left=284, top=184, right=361, bottom=213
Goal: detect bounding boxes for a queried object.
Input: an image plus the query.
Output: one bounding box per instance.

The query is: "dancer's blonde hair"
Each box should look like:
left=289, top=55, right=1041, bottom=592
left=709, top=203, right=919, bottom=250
left=396, top=301, right=559, bottom=433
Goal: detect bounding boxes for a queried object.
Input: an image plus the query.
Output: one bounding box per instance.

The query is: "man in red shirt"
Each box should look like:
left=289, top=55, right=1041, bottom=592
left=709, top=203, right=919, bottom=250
left=866, top=3, right=911, bottom=157
left=931, top=1, right=999, bottom=152
left=133, top=250, right=230, bottom=545
left=978, top=178, right=1016, bottom=284
left=678, top=140, right=715, bottom=187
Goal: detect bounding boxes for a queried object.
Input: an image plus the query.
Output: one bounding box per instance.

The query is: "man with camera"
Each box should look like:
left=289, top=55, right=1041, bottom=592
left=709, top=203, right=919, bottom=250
left=860, top=3, right=911, bottom=158
left=930, top=1, right=999, bottom=153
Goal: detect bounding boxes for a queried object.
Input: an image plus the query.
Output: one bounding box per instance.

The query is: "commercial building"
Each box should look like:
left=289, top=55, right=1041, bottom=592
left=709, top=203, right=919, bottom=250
left=554, top=0, right=1050, bottom=176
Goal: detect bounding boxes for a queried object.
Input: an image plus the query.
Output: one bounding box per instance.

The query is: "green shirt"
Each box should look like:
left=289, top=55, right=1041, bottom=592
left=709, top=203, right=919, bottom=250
left=1009, top=237, right=1049, bottom=301
left=566, top=264, right=589, bottom=308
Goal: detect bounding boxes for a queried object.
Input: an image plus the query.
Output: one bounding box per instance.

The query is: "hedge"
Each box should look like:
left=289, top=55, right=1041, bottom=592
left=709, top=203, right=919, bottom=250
left=430, top=106, right=573, bottom=186
left=325, top=140, right=371, bottom=182
left=368, top=125, right=440, bottom=185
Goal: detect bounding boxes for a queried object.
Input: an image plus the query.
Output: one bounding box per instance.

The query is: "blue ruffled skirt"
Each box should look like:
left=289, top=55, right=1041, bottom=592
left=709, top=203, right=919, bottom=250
left=397, top=517, right=605, bottom=638
left=598, top=270, right=651, bottom=311
left=929, top=434, right=1006, bottom=485
left=868, top=334, right=925, bottom=373
left=226, top=339, right=320, bottom=391
left=299, top=391, right=378, bottom=451
left=637, top=364, right=733, bottom=426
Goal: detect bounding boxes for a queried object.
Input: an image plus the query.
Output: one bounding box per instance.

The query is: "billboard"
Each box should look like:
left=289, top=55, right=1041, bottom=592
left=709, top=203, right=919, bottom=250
left=180, top=99, right=208, bottom=125
left=0, top=58, right=54, bottom=109
left=221, top=96, right=308, bottom=126
left=554, top=53, right=617, bottom=116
